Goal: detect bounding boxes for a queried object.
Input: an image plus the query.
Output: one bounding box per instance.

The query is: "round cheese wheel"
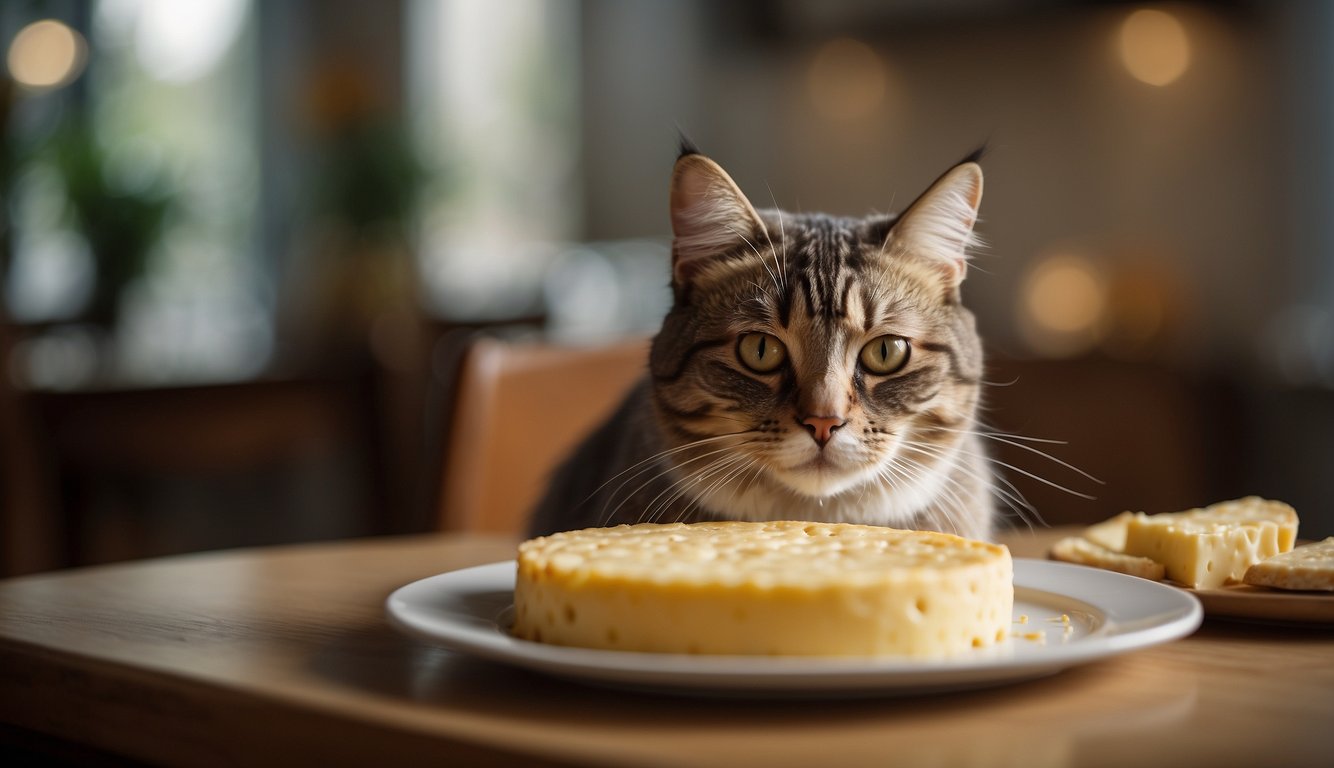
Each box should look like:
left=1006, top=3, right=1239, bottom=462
left=513, top=520, right=1013, bottom=658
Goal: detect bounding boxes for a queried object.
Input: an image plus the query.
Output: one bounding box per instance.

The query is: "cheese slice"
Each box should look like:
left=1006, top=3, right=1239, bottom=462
left=1082, top=511, right=1134, bottom=552
left=513, top=521, right=1013, bottom=658
left=1122, top=497, right=1298, bottom=589
left=1051, top=536, right=1165, bottom=581
left=1243, top=538, right=1334, bottom=592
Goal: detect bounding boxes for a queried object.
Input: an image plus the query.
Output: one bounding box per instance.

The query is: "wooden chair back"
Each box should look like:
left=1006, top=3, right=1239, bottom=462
left=437, top=336, right=649, bottom=534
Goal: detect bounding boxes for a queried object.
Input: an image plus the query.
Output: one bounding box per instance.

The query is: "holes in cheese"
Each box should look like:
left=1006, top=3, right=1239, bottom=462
left=513, top=521, right=1013, bottom=658
left=1121, top=497, right=1298, bottom=589
left=1054, top=497, right=1301, bottom=591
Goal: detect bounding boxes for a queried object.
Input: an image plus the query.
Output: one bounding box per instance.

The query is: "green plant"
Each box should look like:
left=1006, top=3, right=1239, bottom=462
left=51, top=115, right=172, bottom=327
left=315, top=118, right=424, bottom=236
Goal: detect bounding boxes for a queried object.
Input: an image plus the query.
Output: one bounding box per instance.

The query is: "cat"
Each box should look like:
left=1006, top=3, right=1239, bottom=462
left=528, top=141, right=995, bottom=541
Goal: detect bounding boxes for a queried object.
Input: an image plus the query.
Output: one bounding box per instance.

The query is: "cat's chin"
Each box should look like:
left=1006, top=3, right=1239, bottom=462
left=692, top=463, right=917, bottom=528
left=772, top=462, right=877, bottom=499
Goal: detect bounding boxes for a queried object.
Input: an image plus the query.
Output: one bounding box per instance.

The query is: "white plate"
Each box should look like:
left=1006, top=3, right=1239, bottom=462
left=386, top=559, right=1202, bottom=696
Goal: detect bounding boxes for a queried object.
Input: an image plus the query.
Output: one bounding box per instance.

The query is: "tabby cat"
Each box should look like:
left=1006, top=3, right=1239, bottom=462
left=529, top=143, right=994, bottom=541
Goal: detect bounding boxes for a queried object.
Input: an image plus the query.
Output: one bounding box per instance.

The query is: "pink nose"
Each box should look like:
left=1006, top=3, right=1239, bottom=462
left=802, top=416, right=846, bottom=447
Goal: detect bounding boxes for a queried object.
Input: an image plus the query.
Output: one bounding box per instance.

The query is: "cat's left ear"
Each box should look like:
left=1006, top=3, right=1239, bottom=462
left=885, top=161, right=984, bottom=286
left=669, top=153, right=768, bottom=289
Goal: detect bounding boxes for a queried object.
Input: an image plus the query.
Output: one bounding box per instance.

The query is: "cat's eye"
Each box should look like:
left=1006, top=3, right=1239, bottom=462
left=737, top=333, right=787, bottom=373
left=859, top=335, right=910, bottom=375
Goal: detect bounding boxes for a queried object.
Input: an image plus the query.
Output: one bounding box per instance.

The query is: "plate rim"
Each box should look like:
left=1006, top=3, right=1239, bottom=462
left=385, top=558, right=1202, bottom=693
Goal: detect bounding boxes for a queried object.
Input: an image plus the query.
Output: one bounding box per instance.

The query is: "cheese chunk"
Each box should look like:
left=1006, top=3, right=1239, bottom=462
left=1123, top=497, right=1298, bottom=589
left=1167, top=497, right=1299, bottom=550
left=1244, top=538, right=1334, bottom=592
left=1082, top=511, right=1134, bottom=552
left=513, top=521, right=1013, bottom=658
left=1051, top=536, right=1166, bottom=581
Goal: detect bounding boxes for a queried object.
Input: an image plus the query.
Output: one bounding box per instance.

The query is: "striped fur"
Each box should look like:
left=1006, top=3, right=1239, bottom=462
left=529, top=151, right=994, bottom=541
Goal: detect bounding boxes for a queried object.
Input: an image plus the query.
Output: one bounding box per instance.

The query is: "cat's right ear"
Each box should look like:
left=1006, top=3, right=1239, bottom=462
left=669, top=153, right=767, bottom=289
left=885, top=160, right=984, bottom=288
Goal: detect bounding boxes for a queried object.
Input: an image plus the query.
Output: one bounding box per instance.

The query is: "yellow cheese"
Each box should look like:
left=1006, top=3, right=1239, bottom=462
left=1050, top=535, right=1166, bottom=581
left=1243, top=537, right=1334, bottom=592
left=513, top=521, right=1013, bottom=658
left=1122, top=497, right=1298, bottom=589
left=1082, top=511, right=1134, bottom=552
left=1168, top=497, right=1299, bottom=550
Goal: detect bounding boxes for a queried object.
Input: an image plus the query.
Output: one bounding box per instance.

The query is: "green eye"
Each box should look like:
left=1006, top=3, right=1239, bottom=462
left=859, top=335, right=910, bottom=375
left=737, top=333, right=787, bottom=373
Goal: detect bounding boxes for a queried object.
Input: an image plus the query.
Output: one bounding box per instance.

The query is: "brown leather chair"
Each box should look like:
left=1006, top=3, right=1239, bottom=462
left=436, top=335, right=649, bottom=535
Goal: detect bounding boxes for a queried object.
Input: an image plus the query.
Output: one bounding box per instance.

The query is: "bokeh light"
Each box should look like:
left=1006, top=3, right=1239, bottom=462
left=6, top=19, right=88, bottom=91
left=1118, top=8, right=1191, bottom=86
left=133, top=0, right=248, bottom=83
left=807, top=38, right=888, bottom=121
left=1020, top=253, right=1108, bottom=357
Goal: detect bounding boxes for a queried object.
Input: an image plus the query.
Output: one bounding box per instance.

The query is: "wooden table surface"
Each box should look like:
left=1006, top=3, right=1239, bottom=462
left=1, top=528, right=1331, bottom=767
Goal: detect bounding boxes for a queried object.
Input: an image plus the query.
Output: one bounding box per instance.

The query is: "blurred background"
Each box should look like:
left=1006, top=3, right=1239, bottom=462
left=2, top=0, right=1332, bottom=575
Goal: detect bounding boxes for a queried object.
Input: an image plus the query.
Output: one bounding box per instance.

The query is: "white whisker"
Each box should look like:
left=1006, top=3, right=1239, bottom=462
left=888, top=454, right=971, bottom=535
left=932, top=425, right=1103, bottom=484
left=903, top=438, right=1095, bottom=502
left=897, top=448, right=1038, bottom=532
left=898, top=438, right=1039, bottom=516
left=582, top=431, right=751, bottom=512
left=679, top=456, right=758, bottom=523
left=600, top=441, right=751, bottom=526
left=728, top=225, right=780, bottom=297
left=763, top=183, right=789, bottom=289
left=644, top=453, right=749, bottom=525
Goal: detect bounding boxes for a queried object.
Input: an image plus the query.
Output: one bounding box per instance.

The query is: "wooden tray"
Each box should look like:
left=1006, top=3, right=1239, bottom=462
left=1179, top=583, right=1334, bottom=625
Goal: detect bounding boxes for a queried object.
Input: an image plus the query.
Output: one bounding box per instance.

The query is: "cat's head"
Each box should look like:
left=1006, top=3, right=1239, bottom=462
left=649, top=146, right=986, bottom=519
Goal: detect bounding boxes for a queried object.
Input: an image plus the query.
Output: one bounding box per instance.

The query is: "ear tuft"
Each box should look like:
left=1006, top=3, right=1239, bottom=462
left=677, top=132, right=701, bottom=160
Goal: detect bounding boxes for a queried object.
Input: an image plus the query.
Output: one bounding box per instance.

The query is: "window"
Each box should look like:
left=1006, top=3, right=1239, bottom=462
left=5, top=0, right=264, bottom=386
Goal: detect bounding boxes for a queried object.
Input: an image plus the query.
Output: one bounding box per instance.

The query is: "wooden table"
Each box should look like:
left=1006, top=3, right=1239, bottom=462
left=1, top=529, right=1330, bottom=767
